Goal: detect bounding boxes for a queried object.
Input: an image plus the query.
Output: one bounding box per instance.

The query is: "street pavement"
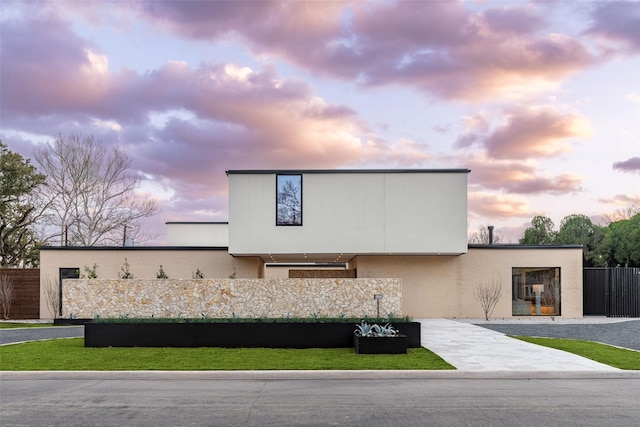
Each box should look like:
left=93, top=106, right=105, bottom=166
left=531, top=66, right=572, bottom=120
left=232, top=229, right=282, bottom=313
left=1, top=371, right=639, bottom=426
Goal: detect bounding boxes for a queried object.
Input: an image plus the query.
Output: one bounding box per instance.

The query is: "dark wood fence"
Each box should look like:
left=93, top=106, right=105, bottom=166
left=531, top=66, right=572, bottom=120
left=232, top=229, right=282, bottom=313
left=0, top=268, right=40, bottom=319
left=584, top=267, right=639, bottom=317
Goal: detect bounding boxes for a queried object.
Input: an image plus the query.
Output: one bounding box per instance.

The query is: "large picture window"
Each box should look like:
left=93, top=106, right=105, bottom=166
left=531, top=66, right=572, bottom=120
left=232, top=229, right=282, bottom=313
left=276, top=174, right=302, bottom=226
left=512, top=267, right=560, bottom=316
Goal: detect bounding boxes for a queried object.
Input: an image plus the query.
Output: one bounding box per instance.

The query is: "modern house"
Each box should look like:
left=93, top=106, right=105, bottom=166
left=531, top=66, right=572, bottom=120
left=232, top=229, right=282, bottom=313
left=39, top=169, right=583, bottom=319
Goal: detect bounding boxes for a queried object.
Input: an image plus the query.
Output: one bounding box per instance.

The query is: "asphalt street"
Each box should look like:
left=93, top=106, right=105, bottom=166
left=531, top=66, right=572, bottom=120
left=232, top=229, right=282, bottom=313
left=1, top=372, right=640, bottom=427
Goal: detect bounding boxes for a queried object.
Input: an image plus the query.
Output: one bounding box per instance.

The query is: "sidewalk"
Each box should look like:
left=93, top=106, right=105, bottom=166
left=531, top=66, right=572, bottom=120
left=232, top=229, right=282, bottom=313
left=417, top=318, right=621, bottom=372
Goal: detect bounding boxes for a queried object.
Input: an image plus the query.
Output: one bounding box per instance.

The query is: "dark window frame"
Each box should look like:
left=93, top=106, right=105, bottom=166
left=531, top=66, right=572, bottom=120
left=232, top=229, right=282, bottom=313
left=511, top=267, right=561, bottom=316
left=59, top=267, right=80, bottom=317
left=276, top=174, right=303, bottom=226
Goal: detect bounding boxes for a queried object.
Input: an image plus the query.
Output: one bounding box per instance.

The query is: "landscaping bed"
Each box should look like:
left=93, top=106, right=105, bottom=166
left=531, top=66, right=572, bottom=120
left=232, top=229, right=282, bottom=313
left=84, top=321, right=421, bottom=348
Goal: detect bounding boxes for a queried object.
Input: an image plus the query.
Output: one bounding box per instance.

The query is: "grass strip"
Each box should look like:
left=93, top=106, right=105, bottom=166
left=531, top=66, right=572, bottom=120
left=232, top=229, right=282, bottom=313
left=0, top=323, right=54, bottom=329
left=513, top=336, right=640, bottom=370
left=0, top=338, right=454, bottom=371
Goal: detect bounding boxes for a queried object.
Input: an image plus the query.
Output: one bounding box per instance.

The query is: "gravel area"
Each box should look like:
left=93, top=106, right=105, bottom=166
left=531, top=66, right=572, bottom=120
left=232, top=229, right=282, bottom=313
left=475, top=320, right=640, bottom=350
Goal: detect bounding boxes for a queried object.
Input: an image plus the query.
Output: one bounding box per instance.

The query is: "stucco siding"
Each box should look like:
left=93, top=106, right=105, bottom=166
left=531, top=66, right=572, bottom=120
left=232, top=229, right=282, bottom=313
left=353, top=247, right=583, bottom=318
left=228, top=170, right=469, bottom=256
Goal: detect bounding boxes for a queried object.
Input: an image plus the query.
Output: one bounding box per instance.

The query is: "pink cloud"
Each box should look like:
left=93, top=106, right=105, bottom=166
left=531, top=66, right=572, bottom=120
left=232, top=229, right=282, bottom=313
left=613, top=156, right=640, bottom=173
left=3, top=9, right=434, bottom=208
left=1, top=9, right=376, bottom=205
left=586, top=2, right=640, bottom=52
left=466, top=157, right=584, bottom=194
left=482, top=106, right=592, bottom=160
left=95, top=1, right=598, bottom=101
left=468, top=192, right=532, bottom=219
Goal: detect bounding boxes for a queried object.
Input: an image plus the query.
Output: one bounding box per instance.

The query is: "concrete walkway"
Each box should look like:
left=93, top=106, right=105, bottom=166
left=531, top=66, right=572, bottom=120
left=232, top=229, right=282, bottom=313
left=417, top=319, right=622, bottom=372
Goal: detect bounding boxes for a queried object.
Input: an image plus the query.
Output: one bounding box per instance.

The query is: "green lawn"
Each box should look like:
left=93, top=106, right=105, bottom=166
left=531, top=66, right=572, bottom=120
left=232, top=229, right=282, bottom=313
left=513, top=336, right=640, bottom=370
left=0, top=338, right=454, bottom=371
left=0, top=322, right=54, bottom=329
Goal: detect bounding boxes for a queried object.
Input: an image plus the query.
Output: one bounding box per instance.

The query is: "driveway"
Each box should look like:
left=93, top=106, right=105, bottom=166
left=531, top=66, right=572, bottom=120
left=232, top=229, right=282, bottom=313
left=474, top=319, right=640, bottom=350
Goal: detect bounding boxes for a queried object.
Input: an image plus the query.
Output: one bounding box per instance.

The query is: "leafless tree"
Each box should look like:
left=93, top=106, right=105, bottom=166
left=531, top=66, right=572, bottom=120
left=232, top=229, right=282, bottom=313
left=277, top=179, right=301, bottom=225
left=468, top=225, right=503, bottom=244
left=35, top=134, right=158, bottom=246
left=601, top=199, right=640, bottom=225
left=541, top=279, right=560, bottom=320
left=43, top=276, right=60, bottom=319
left=0, top=274, right=14, bottom=319
left=474, top=275, right=503, bottom=321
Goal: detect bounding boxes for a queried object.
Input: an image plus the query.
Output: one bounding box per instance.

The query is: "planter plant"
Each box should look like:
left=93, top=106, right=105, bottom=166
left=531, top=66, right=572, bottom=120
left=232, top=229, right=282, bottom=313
left=353, top=322, right=408, bottom=354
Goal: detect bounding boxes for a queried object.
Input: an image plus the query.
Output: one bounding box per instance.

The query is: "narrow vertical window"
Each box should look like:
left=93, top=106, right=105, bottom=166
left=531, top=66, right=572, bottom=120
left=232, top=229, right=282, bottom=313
left=276, top=174, right=302, bottom=226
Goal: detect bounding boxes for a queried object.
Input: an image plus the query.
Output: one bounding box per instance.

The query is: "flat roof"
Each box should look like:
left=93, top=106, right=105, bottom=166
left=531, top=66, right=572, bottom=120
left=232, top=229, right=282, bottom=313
left=226, top=168, right=470, bottom=175
left=165, top=222, right=228, bottom=225
left=39, top=246, right=230, bottom=251
left=468, top=244, right=583, bottom=249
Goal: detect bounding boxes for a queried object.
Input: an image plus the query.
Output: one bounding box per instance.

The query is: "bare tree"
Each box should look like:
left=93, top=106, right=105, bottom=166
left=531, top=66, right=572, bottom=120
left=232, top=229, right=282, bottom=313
left=468, top=225, right=503, bottom=244
left=43, top=276, right=60, bottom=319
left=541, top=278, right=560, bottom=321
left=473, top=275, right=503, bottom=321
left=601, top=199, right=640, bottom=225
left=0, top=274, right=15, bottom=319
left=35, top=134, right=158, bottom=246
left=277, top=179, right=301, bottom=225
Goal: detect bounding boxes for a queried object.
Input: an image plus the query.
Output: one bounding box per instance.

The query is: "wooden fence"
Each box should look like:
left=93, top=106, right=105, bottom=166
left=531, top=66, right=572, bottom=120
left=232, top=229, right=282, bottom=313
left=0, top=268, right=40, bottom=319
left=583, top=267, right=639, bottom=317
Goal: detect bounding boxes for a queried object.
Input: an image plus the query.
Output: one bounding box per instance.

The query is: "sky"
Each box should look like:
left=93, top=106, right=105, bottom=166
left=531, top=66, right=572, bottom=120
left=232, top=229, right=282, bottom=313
left=1, top=0, right=639, bottom=245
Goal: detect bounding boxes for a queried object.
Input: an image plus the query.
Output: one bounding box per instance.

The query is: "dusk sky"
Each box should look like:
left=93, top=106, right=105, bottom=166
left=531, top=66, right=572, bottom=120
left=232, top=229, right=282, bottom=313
left=1, top=0, right=639, bottom=244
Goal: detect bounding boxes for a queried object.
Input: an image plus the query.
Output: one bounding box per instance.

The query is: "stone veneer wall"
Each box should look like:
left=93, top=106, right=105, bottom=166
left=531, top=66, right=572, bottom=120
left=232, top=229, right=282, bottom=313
left=62, top=278, right=402, bottom=319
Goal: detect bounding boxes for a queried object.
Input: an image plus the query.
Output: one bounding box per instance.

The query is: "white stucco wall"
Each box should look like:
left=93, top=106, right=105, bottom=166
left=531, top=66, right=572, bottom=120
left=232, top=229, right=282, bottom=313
left=228, top=170, right=469, bottom=257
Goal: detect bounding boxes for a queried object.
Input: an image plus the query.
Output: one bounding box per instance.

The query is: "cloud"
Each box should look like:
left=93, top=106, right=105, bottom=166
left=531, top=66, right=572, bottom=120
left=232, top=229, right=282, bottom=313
left=466, top=156, right=584, bottom=194
left=599, top=194, right=640, bottom=207
left=0, top=14, right=111, bottom=118
left=468, top=192, right=532, bottom=219
left=2, top=9, right=439, bottom=207
left=586, top=1, right=640, bottom=52
left=93, top=0, right=598, bottom=102
left=480, top=106, right=592, bottom=160
left=613, top=156, right=640, bottom=174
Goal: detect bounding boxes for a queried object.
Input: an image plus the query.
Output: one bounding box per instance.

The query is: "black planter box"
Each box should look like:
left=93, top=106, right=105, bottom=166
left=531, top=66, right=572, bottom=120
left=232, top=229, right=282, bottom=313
left=54, top=318, right=92, bottom=325
left=84, top=321, right=421, bottom=348
left=353, top=335, right=408, bottom=354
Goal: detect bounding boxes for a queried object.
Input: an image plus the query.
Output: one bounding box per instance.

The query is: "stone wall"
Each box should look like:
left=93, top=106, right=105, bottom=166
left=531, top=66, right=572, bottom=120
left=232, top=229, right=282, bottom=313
left=62, top=278, right=402, bottom=319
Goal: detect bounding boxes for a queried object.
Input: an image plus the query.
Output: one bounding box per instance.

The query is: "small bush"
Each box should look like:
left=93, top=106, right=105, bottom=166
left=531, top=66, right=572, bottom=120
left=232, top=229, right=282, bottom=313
left=118, top=258, right=134, bottom=279
left=156, top=265, right=168, bottom=279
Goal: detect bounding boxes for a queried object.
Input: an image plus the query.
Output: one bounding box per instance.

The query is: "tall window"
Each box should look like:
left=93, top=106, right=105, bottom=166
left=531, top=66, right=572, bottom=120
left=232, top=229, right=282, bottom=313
left=276, top=174, right=302, bottom=226
left=512, top=267, right=560, bottom=316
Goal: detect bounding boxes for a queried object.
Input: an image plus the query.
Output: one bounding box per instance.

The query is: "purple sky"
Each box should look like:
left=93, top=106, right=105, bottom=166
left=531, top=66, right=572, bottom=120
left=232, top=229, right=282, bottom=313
left=1, top=0, right=639, bottom=244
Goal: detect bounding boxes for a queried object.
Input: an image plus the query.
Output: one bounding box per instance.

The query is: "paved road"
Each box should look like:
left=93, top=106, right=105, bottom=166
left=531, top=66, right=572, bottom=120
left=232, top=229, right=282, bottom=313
left=0, top=326, right=83, bottom=345
left=476, top=319, right=640, bottom=350
left=1, top=372, right=639, bottom=427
